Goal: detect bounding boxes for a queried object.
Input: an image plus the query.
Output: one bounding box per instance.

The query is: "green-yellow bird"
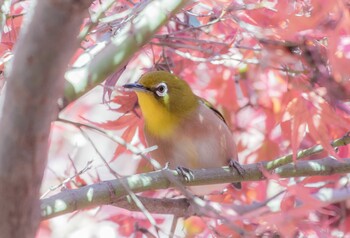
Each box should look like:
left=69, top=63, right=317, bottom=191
left=124, top=71, right=243, bottom=194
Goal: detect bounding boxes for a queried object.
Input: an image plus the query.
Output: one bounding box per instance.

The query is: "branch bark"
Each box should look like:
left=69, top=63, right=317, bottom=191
left=41, top=157, right=350, bottom=220
left=63, top=0, right=190, bottom=105
left=113, top=180, right=350, bottom=218
left=113, top=196, right=193, bottom=218
left=0, top=1, right=92, bottom=237
left=0, top=0, right=8, bottom=41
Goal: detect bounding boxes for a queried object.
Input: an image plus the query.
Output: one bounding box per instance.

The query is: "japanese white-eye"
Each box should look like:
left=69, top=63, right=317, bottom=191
left=124, top=71, right=242, bottom=194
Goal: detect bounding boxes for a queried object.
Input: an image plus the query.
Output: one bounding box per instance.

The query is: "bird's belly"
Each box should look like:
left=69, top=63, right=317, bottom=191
left=170, top=135, right=227, bottom=168
left=146, top=128, right=234, bottom=169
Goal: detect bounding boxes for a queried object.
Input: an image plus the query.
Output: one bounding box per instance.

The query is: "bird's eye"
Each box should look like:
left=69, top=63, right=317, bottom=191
left=155, top=82, right=168, bottom=97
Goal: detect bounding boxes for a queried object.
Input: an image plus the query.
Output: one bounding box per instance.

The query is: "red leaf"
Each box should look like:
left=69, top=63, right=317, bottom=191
left=256, top=139, right=280, bottom=162
left=36, top=220, right=52, bottom=238
left=283, top=96, right=309, bottom=161
left=111, top=125, right=137, bottom=161
left=84, top=114, right=139, bottom=131
left=214, top=223, right=242, bottom=238
left=75, top=175, right=87, bottom=187
left=307, top=115, right=338, bottom=159
left=281, top=193, right=296, bottom=211
left=108, top=214, right=164, bottom=237
left=115, top=215, right=135, bottom=237
left=103, top=65, right=127, bottom=102
left=319, top=101, right=350, bottom=133
left=110, top=92, right=138, bottom=113
left=184, top=216, right=206, bottom=237
left=337, top=145, right=349, bottom=158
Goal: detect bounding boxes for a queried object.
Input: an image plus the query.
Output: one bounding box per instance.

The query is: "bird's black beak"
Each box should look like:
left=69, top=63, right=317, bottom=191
left=123, top=83, right=149, bottom=93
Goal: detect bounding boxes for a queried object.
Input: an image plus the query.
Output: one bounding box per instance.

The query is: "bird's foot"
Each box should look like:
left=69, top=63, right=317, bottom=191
left=162, top=162, right=170, bottom=170
left=176, top=166, right=194, bottom=182
left=228, top=159, right=245, bottom=176
left=232, top=182, right=242, bottom=189
left=228, top=159, right=245, bottom=189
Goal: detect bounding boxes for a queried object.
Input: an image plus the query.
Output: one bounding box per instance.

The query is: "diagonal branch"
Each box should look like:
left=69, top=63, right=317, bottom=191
left=63, top=0, right=190, bottom=105
left=266, top=133, right=350, bottom=170
left=112, top=190, right=285, bottom=218
left=41, top=157, right=350, bottom=220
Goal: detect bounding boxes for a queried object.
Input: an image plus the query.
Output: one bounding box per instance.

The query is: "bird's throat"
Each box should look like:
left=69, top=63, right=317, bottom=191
left=136, top=92, right=180, bottom=137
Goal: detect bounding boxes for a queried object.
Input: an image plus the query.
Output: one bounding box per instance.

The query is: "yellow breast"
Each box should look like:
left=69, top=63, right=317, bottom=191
left=136, top=91, right=180, bottom=137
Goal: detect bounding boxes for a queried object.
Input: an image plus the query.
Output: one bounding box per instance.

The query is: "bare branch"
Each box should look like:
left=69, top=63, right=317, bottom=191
left=112, top=190, right=285, bottom=218
left=113, top=196, right=193, bottom=217
left=63, top=0, right=190, bottom=105
left=0, top=0, right=9, bottom=41
left=41, top=157, right=350, bottom=220
left=266, top=133, right=350, bottom=170
left=79, top=127, right=164, bottom=235
left=40, top=160, right=93, bottom=199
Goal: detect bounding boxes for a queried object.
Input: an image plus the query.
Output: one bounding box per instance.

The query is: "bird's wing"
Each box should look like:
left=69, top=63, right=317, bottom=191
left=197, top=97, right=227, bottom=124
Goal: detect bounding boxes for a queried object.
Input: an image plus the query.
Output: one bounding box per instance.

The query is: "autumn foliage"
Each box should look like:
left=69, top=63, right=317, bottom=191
left=2, top=0, right=350, bottom=237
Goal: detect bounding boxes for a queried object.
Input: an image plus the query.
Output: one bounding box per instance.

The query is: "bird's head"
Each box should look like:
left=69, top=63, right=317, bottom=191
left=123, top=71, right=198, bottom=116
left=123, top=71, right=199, bottom=136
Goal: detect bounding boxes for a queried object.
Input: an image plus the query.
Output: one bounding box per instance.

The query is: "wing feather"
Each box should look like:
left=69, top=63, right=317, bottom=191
left=197, top=97, right=227, bottom=124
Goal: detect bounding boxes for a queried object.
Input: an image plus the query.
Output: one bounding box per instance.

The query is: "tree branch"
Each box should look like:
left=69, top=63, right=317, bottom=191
left=0, top=0, right=8, bottom=41
left=114, top=181, right=350, bottom=218
left=41, top=157, right=350, bottom=220
left=266, top=133, right=350, bottom=170
left=0, top=1, right=92, bottom=237
left=113, top=196, right=193, bottom=218
left=112, top=190, right=285, bottom=218
left=63, top=0, right=190, bottom=105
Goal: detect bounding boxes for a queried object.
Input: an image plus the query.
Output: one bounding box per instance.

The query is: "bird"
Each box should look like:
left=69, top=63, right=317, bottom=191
left=123, top=71, right=243, bottom=194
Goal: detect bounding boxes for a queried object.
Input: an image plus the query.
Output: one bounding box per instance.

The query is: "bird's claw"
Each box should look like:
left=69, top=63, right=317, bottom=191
left=162, top=162, right=170, bottom=170
left=176, top=166, right=194, bottom=182
left=228, top=159, right=246, bottom=176
left=228, top=159, right=245, bottom=189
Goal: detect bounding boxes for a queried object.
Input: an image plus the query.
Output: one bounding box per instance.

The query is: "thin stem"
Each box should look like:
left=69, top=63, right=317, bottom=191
left=266, top=133, right=350, bottom=170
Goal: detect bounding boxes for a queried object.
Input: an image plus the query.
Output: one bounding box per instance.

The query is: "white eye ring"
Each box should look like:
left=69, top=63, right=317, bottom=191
left=155, top=82, right=168, bottom=97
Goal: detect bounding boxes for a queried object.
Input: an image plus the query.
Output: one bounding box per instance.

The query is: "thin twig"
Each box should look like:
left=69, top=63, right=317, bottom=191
left=166, top=9, right=226, bottom=36
left=78, top=127, right=164, bottom=237
left=173, top=49, right=259, bottom=65
left=150, top=41, right=214, bottom=54
left=40, top=160, right=93, bottom=199
left=155, top=35, right=229, bottom=46
left=266, top=132, right=350, bottom=170
left=78, top=0, right=117, bottom=40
